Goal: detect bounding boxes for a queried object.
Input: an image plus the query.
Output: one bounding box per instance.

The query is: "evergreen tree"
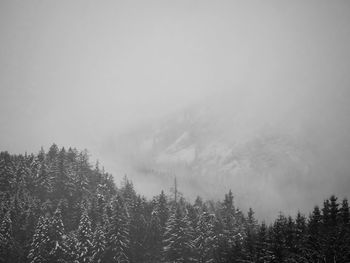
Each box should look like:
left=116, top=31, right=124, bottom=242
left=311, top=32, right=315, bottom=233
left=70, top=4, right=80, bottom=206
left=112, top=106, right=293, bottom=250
left=120, top=176, right=136, bottom=208
left=28, top=215, right=50, bottom=263
left=256, top=222, right=274, bottom=263
left=104, top=195, right=130, bottom=263
left=76, top=210, right=93, bottom=263
left=48, top=207, right=68, bottom=263
left=305, top=206, right=323, bottom=262
left=218, top=190, right=245, bottom=262
left=243, top=208, right=258, bottom=262
left=129, top=195, right=148, bottom=263
left=340, top=198, right=349, bottom=226
left=91, top=224, right=106, bottom=263
left=65, top=232, right=78, bottom=263
left=294, top=212, right=307, bottom=254
left=155, top=190, right=169, bottom=231
left=337, top=198, right=350, bottom=263
left=0, top=153, right=14, bottom=195
left=194, top=211, right=216, bottom=263
left=162, top=206, right=195, bottom=263
left=270, top=213, right=288, bottom=262
left=146, top=209, right=163, bottom=262
left=35, top=150, right=52, bottom=201
left=0, top=212, right=15, bottom=263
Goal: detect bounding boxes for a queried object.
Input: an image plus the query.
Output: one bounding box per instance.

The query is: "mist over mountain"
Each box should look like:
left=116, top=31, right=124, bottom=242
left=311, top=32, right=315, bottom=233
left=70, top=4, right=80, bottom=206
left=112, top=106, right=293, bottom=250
left=105, top=86, right=350, bottom=221
left=1, top=0, right=350, bottom=223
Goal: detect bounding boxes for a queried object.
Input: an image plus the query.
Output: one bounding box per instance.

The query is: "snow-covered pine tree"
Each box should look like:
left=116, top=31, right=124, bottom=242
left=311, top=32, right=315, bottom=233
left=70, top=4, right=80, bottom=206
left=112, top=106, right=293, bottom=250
left=91, top=224, right=106, bottom=263
left=194, top=211, right=216, bottom=263
left=76, top=209, right=93, bottom=263
left=104, top=195, right=130, bottom=263
left=218, top=190, right=245, bottom=262
left=35, top=149, right=53, bottom=201
left=28, top=215, right=50, bottom=263
left=120, top=176, right=136, bottom=208
left=65, top=232, right=78, bottom=263
left=0, top=211, right=15, bottom=263
left=162, top=206, right=195, bottom=263
left=48, top=207, right=69, bottom=263
left=0, top=152, right=14, bottom=195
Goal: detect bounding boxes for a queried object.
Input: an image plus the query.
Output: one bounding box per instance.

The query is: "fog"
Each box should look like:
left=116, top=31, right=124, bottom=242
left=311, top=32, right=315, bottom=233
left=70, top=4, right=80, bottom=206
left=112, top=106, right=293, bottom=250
left=1, top=1, right=350, bottom=219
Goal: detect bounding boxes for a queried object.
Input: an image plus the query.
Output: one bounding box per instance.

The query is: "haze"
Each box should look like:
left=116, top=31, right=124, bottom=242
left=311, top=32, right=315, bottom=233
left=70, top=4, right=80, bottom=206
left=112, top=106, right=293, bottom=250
left=1, top=1, right=350, bottom=219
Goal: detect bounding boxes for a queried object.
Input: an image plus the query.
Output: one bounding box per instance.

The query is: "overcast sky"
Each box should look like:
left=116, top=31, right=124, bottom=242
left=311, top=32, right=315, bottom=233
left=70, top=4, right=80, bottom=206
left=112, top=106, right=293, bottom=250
left=1, top=0, right=350, bottom=174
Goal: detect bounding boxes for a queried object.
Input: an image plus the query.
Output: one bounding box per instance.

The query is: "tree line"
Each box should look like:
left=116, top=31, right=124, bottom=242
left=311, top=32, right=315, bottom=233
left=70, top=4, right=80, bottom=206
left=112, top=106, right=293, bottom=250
left=0, top=144, right=349, bottom=262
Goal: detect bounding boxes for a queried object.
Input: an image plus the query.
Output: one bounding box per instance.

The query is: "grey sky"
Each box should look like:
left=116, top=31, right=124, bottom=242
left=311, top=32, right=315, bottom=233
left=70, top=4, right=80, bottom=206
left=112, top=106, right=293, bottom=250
left=1, top=0, right=350, bottom=183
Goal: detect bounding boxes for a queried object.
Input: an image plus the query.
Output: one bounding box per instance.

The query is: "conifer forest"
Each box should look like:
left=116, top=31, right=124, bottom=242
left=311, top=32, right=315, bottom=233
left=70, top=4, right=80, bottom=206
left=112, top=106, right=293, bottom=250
left=0, top=144, right=349, bottom=263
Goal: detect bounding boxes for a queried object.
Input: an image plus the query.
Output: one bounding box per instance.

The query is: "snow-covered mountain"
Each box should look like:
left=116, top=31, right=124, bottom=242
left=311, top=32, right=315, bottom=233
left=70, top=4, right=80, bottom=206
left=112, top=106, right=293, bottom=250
left=110, top=89, right=350, bottom=221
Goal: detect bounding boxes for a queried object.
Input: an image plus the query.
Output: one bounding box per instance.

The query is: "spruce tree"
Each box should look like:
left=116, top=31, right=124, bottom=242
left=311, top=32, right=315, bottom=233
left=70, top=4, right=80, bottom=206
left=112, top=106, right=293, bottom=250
left=28, top=215, right=50, bottom=263
left=306, top=206, right=323, bottom=262
left=146, top=209, right=162, bottom=262
left=48, top=208, right=68, bottom=263
left=243, top=208, right=258, bottom=262
left=270, top=213, right=288, bottom=262
left=92, top=224, right=106, bottom=263
left=218, top=190, right=245, bottom=262
left=256, top=222, right=274, bottom=263
left=294, top=212, right=307, bottom=254
left=340, top=198, right=349, bottom=226
left=155, top=190, right=169, bottom=231
left=129, top=195, right=148, bottom=263
left=76, top=210, right=93, bottom=263
left=0, top=212, right=15, bottom=263
left=194, top=211, right=216, bottom=263
left=162, top=206, right=195, bottom=263
left=104, top=195, right=130, bottom=263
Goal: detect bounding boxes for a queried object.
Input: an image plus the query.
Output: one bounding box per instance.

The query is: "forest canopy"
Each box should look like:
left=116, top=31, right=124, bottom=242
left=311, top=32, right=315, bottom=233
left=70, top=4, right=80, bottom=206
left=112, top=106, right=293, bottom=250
left=0, top=144, right=349, bottom=263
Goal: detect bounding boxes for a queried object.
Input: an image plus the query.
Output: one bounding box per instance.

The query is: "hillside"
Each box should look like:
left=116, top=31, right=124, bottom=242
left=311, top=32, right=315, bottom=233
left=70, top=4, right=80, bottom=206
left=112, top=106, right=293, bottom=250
left=112, top=90, right=350, bottom=220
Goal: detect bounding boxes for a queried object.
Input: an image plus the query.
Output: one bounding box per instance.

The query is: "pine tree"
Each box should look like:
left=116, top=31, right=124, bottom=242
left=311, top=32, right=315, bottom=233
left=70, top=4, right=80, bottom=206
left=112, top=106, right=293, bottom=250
left=162, top=206, right=195, bottom=263
left=28, top=216, right=50, bottom=263
left=194, top=211, right=216, bottom=263
left=256, top=222, right=274, bottom=263
left=294, top=212, right=307, bottom=254
left=0, top=212, right=15, bottom=263
left=104, top=195, right=130, bottom=263
left=270, top=213, right=288, bottom=262
left=120, top=176, right=136, bottom=208
left=329, top=195, right=339, bottom=227
left=218, top=190, right=245, bottom=262
left=48, top=208, right=68, bottom=263
left=340, top=198, right=349, bottom=226
left=146, top=209, right=162, bottom=262
left=65, top=232, right=78, bottom=263
left=243, top=208, right=258, bottom=262
left=35, top=149, right=52, bottom=201
left=129, top=195, right=148, bottom=263
left=155, top=190, right=169, bottom=231
left=0, top=152, right=14, bottom=195
left=338, top=199, right=350, bottom=263
left=92, top=224, right=106, bottom=263
left=305, top=206, right=323, bottom=262
left=76, top=210, right=93, bottom=263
